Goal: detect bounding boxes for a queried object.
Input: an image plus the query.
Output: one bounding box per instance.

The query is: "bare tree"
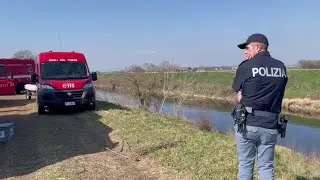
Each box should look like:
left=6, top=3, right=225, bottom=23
left=171, top=73, right=197, bottom=117
left=142, top=63, right=156, bottom=71
left=123, top=71, right=162, bottom=110
left=158, top=71, right=197, bottom=117
left=125, top=65, right=146, bottom=72
left=119, top=62, right=197, bottom=118
left=13, top=49, right=37, bottom=60
left=158, top=72, right=178, bottom=113
left=157, top=61, right=179, bottom=72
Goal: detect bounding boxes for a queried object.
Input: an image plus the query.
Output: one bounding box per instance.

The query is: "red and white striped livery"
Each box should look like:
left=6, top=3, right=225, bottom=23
left=0, top=58, right=35, bottom=95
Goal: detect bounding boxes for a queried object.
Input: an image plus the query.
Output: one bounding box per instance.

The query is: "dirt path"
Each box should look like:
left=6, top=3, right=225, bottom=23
left=0, top=95, right=184, bottom=180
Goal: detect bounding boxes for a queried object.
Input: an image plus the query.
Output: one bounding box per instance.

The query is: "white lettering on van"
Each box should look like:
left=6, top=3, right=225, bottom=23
left=67, top=59, right=77, bottom=62
left=252, top=67, right=287, bottom=78
left=48, top=59, right=78, bottom=62
left=0, top=82, right=14, bottom=88
left=62, top=83, right=75, bottom=88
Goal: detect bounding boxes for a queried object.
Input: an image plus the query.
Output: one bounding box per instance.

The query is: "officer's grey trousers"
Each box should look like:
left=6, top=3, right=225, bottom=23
left=234, top=125, right=278, bottom=180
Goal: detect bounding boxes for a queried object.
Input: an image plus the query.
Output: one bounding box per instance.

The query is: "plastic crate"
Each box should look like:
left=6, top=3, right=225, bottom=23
left=0, top=123, right=15, bottom=143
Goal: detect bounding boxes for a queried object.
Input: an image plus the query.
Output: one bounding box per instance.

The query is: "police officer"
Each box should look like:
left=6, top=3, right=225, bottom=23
left=232, top=33, right=288, bottom=180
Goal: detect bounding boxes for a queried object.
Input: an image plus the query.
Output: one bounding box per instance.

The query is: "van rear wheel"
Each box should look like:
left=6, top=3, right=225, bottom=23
left=15, top=83, right=25, bottom=94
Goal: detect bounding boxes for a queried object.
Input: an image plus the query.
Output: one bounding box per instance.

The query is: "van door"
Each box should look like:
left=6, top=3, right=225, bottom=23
left=0, top=65, right=15, bottom=95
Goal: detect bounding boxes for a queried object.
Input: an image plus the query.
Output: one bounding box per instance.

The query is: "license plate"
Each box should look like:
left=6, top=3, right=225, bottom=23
left=65, top=101, right=75, bottom=106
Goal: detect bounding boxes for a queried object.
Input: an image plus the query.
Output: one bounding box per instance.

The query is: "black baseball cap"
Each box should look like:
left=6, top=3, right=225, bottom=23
left=237, top=33, right=269, bottom=49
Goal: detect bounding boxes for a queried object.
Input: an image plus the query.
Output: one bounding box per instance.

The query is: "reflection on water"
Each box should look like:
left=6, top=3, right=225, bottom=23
left=96, top=90, right=320, bottom=157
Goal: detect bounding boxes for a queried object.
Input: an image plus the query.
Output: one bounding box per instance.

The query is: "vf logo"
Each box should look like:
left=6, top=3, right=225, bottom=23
left=62, top=83, right=75, bottom=88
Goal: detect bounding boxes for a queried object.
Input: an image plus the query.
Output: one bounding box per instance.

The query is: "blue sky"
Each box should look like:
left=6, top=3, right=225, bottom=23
left=0, top=0, right=319, bottom=72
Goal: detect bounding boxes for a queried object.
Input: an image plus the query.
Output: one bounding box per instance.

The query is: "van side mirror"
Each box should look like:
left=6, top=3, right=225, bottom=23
left=31, top=73, right=38, bottom=83
left=91, top=72, right=97, bottom=81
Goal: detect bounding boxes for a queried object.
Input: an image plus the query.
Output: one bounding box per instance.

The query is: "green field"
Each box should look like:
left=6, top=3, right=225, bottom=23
left=96, top=101, right=320, bottom=180
left=96, top=69, right=320, bottom=100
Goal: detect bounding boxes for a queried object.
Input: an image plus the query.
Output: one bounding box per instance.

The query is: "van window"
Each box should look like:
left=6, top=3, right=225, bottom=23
left=0, top=66, right=7, bottom=77
left=40, top=62, right=89, bottom=80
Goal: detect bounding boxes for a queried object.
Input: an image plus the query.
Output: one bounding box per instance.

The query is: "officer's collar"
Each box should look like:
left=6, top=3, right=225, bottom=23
left=255, top=51, right=270, bottom=57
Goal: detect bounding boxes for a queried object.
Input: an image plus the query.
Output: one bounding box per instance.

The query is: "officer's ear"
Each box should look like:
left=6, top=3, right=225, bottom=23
left=256, top=43, right=268, bottom=51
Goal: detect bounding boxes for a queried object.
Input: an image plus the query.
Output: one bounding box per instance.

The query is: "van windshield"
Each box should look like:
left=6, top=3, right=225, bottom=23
left=41, top=62, right=89, bottom=80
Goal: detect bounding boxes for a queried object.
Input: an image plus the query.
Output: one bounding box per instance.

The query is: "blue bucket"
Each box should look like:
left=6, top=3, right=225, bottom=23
left=0, top=123, right=15, bottom=143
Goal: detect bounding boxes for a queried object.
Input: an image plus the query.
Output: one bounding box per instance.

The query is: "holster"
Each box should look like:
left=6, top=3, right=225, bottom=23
left=278, top=115, right=288, bottom=138
left=231, top=104, right=248, bottom=133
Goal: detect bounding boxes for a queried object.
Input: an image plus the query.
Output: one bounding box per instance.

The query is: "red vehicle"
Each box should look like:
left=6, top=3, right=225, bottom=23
left=0, top=58, right=35, bottom=95
left=31, top=51, right=97, bottom=114
left=0, top=79, right=15, bottom=96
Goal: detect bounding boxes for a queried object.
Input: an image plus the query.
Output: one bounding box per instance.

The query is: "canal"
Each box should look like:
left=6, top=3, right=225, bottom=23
left=96, top=90, right=320, bottom=157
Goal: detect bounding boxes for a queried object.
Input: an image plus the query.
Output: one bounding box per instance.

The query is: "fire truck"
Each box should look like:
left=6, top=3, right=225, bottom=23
left=30, top=51, right=97, bottom=114
left=0, top=58, right=35, bottom=96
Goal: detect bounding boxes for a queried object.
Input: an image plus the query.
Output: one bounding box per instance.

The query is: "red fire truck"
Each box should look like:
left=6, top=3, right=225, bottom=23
left=0, top=58, right=35, bottom=96
left=31, top=51, right=97, bottom=114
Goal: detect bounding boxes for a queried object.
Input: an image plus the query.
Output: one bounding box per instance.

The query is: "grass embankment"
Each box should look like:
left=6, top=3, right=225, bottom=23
left=95, top=70, right=320, bottom=116
left=96, top=101, right=320, bottom=180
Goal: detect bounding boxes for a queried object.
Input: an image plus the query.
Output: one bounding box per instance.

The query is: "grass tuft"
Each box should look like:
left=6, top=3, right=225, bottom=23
left=194, top=113, right=215, bottom=132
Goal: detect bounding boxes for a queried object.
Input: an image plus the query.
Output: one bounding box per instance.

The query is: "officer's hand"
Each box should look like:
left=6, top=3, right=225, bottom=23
left=237, top=90, right=242, bottom=102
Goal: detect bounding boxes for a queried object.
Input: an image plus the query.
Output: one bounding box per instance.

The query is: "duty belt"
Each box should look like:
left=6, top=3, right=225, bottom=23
left=245, top=106, right=289, bottom=138
left=244, top=107, right=279, bottom=119
left=231, top=105, right=288, bottom=138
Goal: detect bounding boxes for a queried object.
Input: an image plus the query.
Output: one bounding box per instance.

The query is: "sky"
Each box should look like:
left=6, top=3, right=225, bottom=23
left=0, top=0, right=319, bottom=72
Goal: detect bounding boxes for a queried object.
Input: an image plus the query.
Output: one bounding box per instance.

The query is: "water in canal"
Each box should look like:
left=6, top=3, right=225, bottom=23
left=96, top=90, right=320, bottom=157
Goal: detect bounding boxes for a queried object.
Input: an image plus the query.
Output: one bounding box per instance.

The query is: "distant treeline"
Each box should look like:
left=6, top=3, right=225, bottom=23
left=122, top=61, right=237, bottom=73
left=116, top=59, right=320, bottom=73
left=298, top=60, right=320, bottom=69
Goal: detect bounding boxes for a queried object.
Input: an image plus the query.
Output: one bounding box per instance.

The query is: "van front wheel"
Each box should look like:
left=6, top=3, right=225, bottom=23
left=87, top=103, right=96, bottom=111
left=38, top=105, right=45, bottom=115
